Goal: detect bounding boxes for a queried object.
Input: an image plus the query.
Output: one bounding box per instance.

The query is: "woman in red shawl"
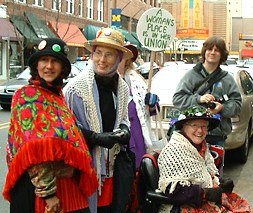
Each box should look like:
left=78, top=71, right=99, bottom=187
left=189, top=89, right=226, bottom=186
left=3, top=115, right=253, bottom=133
left=2, top=38, right=98, bottom=213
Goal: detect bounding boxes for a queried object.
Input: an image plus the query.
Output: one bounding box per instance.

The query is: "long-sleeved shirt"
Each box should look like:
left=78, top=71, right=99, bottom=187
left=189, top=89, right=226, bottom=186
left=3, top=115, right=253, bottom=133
left=173, top=63, right=242, bottom=137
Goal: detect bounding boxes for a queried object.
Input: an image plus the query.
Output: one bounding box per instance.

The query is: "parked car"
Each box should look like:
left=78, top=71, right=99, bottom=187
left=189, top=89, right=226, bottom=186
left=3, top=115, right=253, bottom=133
left=244, top=68, right=253, bottom=79
left=236, top=59, right=246, bottom=66
left=224, top=59, right=237, bottom=65
left=138, top=62, right=160, bottom=79
left=150, top=64, right=253, bottom=163
left=73, top=59, right=89, bottom=71
left=160, top=61, right=179, bottom=69
left=0, top=64, right=82, bottom=110
left=150, top=64, right=194, bottom=136
left=244, top=59, right=253, bottom=66
left=245, top=59, right=253, bottom=67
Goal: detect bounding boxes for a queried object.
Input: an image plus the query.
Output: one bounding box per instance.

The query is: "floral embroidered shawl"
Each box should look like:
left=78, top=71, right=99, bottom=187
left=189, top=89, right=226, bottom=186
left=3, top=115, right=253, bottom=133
left=3, top=85, right=98, bottom=201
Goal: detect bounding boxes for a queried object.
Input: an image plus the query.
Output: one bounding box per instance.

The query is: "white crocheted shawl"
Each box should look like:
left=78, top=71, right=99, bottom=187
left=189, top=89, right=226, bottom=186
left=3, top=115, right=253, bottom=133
left=158, top=131, right=219, bottom=195
left=124, top=69, right=153, bottom=149
left=63, top=65, right=130, bottom=191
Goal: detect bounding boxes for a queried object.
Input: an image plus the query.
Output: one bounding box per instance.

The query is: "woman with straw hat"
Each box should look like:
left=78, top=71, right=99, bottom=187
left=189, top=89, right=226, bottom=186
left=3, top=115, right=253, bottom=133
left=64, top=28, right=134, bottom=213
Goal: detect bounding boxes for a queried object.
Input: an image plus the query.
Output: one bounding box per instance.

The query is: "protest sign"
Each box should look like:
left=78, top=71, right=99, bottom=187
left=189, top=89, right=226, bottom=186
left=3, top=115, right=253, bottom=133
left=137, top=8, right=176, bottom=52
left=136, top=8, right=176, bottom=91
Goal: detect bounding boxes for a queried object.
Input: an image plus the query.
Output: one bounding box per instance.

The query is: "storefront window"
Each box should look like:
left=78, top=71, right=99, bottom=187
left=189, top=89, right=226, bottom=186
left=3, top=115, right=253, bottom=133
left=121, top=15, right=129, bottom=30
left=9, top=42, right=22, bottom=78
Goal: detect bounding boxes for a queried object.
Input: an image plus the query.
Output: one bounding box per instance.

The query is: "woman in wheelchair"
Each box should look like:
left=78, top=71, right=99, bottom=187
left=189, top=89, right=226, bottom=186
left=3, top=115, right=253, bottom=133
left=157, top=106, right=251, bottom=213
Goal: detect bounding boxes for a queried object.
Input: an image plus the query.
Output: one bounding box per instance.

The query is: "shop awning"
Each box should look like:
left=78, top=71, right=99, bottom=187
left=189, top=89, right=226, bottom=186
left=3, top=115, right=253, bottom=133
left=49, top=21, right=87, bottom=47
left=10, top=15, right=40, bottom=44
left=25, top=12, right=57, bottom=39
left=83, top=25, right=142, bottom=49
left=241, top=49, right=253, bottom=58
left=83, top=24, right=101, bottom=41
left=131, top=32, right=143, bottom=49
left=131, top=32, right=138, bottom=41
left=118, top=29, right=141, bottom=48
left=0, top=18, right=22, bottom=41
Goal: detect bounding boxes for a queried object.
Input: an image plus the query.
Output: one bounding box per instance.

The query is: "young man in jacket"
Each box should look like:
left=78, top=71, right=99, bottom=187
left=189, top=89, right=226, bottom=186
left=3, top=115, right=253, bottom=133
left=173, top=36, right=242, bottom=148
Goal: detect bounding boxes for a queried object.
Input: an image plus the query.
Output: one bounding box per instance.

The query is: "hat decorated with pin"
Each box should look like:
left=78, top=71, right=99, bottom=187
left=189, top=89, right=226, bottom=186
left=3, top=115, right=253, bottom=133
left=28, top=38, right=71, bottom=76
left=84, top=27, right=133, bottom=60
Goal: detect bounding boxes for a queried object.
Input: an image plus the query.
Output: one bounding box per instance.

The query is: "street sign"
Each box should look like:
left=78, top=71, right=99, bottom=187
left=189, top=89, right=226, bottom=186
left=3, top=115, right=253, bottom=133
left=136, top=8, right=176, bottom=52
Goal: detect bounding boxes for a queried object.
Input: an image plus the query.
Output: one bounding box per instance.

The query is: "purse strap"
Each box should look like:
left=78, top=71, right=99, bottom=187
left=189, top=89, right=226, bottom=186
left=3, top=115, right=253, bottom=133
left=197, top=71, right=228, bottom=96
left=193, top=64, right=228, bottom=95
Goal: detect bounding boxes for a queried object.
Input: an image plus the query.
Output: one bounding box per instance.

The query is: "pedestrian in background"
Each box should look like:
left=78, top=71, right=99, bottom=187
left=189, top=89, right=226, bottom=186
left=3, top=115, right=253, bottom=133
left=158, top=106, right=251, bottom=213
left=2, top=38, right=98, bottom=213
left=118, top=43, right=160, bottom=168
left=64, top=28, right=133, bottom=213
left=173, top=36, right=242, bottom=148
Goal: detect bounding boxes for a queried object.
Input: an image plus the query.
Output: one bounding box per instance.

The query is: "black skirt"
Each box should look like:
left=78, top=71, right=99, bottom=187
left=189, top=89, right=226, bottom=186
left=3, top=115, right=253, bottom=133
left=9, top=172, right=91, bottom=213
left=10, top=172, right=35, bottom=213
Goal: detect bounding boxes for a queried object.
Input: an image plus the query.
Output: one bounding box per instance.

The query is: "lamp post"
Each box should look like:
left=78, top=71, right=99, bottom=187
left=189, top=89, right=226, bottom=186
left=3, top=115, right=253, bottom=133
left=173, top=38, right=178, bottom=62
left=2, top=36, right=10, bottom=80
left=180, top=44, right=185, bottom=61
left=173, top=38, right=184, bottom=62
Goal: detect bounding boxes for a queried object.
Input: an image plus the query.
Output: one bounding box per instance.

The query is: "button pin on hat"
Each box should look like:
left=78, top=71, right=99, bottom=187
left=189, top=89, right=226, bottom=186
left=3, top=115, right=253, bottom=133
left=38, top=40, right=47, bottom=50
left=104, top=29, right=111, bottom=36
left=52, top=44, right=61, bottom=52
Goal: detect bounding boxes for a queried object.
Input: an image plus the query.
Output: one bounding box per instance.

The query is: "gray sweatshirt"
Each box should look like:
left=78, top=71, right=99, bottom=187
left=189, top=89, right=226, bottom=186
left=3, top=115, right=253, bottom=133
left=173, top=63, right=242, bottom=137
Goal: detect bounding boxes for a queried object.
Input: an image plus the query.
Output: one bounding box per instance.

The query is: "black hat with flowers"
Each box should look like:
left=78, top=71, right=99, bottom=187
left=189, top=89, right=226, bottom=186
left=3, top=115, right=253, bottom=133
left=174, top=106, right=220, bottom=131
left=28, top=38, right=71, bottom=77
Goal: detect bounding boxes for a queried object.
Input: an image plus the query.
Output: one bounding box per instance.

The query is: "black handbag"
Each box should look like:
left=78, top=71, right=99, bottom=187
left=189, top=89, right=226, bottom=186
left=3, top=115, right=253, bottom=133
left=112, top=146, right=136, bottom=213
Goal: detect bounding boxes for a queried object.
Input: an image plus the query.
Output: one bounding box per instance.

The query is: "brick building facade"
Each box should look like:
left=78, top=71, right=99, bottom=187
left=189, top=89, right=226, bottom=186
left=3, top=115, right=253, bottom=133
left=0, top=0, right=158, bottom=80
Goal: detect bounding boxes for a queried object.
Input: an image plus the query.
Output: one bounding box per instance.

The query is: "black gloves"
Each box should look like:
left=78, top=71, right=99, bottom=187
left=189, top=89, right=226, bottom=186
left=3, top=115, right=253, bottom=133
left=78, top=122, right=130, bottom=149
left=203, top=187, right=222, bottom=207
left=118, top=124, right=131, bottom=145
left=89, top=132, right=124, bottom=149
left=219, top=177, right=234, bottom=193
left=90, top=124, right=130, bottom=148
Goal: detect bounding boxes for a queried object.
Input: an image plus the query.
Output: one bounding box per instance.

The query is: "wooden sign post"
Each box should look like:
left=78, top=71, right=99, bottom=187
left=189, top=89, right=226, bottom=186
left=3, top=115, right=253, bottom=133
left=136, top=8, right=177, bottom=145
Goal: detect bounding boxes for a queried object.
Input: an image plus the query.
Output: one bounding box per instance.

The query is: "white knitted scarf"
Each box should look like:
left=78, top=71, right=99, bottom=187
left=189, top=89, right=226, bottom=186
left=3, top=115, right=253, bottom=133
left=158, top=131, right=219, bottom=193
left=125, top=69, right=153, bottom=149
left=64, top=65, right=130, bottom=192
left=157, top=131, right=219, bottom=212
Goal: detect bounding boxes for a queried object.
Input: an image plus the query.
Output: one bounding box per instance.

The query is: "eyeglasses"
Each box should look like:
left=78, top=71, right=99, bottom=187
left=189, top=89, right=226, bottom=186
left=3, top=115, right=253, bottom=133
left=93, top=51, right=116, bottom=61
left=185, top=123, right=209, bottom=131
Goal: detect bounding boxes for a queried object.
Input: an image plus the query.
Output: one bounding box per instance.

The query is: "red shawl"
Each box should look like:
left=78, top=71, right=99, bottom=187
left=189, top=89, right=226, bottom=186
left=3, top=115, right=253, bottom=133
left=3, top=85, right=98, bottom=201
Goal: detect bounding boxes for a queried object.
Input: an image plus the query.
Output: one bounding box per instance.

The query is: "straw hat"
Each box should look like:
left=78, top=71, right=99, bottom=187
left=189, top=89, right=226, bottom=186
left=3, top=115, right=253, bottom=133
left=84, top=28, right=133, bottom=60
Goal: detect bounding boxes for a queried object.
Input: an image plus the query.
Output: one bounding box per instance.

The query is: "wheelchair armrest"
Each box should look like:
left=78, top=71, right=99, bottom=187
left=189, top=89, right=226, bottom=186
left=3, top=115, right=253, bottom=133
left=147, top=190, right=172, bottom=204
